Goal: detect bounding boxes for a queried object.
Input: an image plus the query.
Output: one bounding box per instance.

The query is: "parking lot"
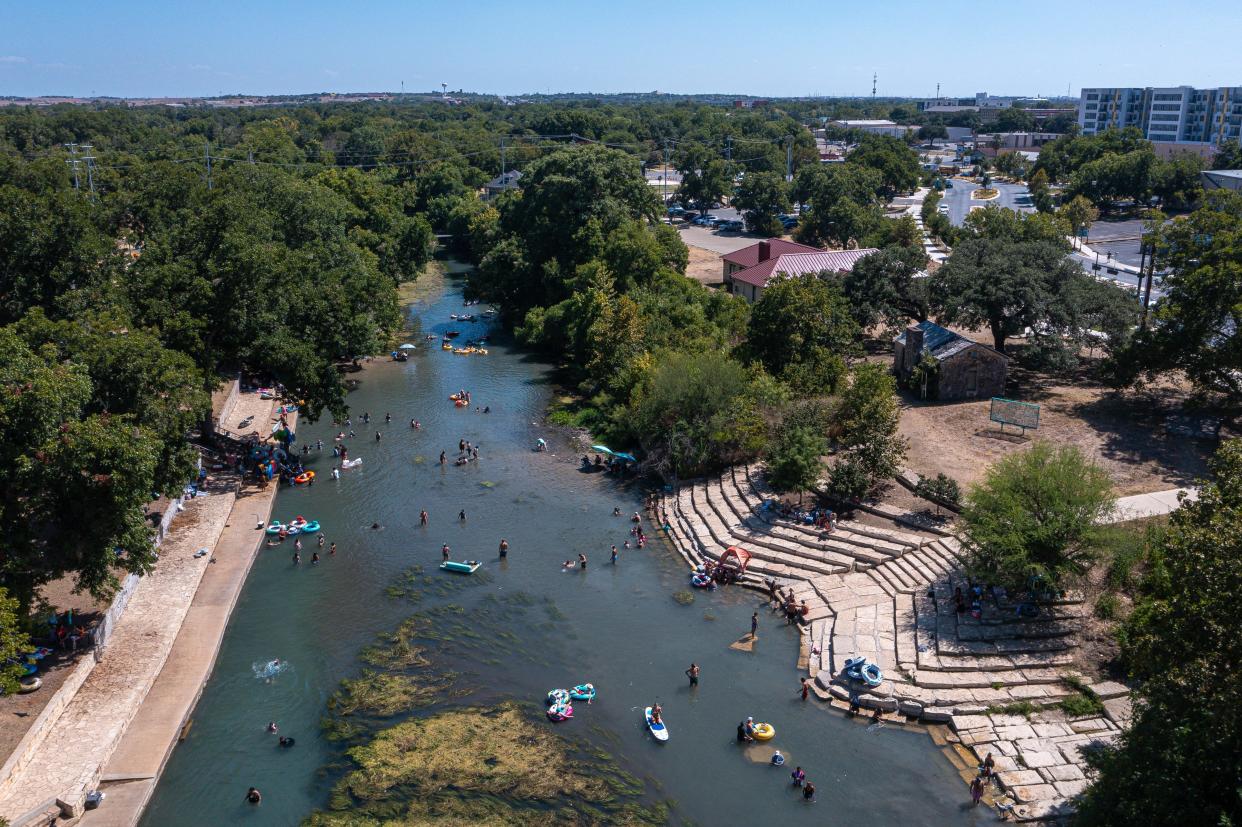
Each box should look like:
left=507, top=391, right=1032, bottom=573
left=938, top=179, right=1035, bottom=226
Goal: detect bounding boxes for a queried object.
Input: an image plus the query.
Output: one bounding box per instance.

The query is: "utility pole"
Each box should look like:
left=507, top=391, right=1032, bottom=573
left=205, top=142, right=213, bottom=190
left=872, top=72, right=877, bottom=98
left=785, top=135, right=793, bottom=183
left=64, top=143, right=80, bottom=191
left=81, top=144, right=95, bottom=197
left=662, top=139, right=670, bottom=204
left=1140, top=243, right=1157, bottom=329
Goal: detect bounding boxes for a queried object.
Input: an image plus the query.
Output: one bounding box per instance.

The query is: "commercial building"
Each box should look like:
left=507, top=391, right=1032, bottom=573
left=722, top=239, right=878, bottom=303
left=1202, top=169, right=1242, bottom=193
left=1079, top=86, right=1242, bottom=148
left=828, top=119, right=916, bottom=138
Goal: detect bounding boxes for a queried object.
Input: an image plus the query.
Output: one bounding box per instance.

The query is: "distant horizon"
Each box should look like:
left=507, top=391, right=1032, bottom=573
left=3, top=0, right=1241, bottom=99
left=0, top=88, right=1086, bottom=102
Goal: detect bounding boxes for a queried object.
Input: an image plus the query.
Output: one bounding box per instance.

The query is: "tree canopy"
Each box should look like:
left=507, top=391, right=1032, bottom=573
left=1074, top=440, right=1242, bottom=827
left=743, top=274, right=860, bottom=395
left=960, top=442, right=1115, bottom=592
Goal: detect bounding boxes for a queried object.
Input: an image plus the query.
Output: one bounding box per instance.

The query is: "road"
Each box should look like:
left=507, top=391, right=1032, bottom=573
left=940, top=180, right=1035, bottom=227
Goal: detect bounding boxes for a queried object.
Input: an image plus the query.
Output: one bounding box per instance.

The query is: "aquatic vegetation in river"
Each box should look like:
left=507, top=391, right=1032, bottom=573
left=672, top=590, right=695, bottom=606
left=305, top=703, right=669, bottom=826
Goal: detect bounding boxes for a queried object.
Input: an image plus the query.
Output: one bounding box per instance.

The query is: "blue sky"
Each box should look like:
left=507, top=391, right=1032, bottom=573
left=2, top=0, right=1241, bottom=98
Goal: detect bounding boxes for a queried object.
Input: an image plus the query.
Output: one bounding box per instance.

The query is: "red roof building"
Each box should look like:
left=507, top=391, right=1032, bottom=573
left=721, top=239, right=879, bottom=303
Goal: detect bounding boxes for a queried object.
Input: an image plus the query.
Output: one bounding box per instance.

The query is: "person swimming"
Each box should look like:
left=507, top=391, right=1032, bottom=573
left=278, top=736, right=295, bottom=748
left=246, top=787, right=262, bottom=804
left=771, top=750, right=785, bottom=766
left=267, top=721, right=278, bottom=733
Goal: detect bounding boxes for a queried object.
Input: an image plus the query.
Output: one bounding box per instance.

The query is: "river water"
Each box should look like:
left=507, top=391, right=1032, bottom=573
left=143, top=265, right=983, bottom=826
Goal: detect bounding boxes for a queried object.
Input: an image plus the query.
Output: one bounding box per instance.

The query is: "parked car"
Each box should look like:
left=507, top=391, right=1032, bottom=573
left=779, top=216, right=798, bottom=229
left=667, top=205, right=686, bottom=216
left=717, top=219, right=744, bottom=232
left=693, top=214, right=718, bottom=227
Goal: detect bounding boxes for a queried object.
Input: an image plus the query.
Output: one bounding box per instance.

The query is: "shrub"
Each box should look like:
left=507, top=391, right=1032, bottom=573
left=914, top=472, right=961, bottom=513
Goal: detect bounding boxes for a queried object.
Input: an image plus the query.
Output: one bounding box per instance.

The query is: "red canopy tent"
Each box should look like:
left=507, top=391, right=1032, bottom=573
left=715, top=546, right=752, bottom=582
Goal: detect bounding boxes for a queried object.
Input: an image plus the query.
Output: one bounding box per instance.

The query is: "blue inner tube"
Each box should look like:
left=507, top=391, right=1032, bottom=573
left=300, top=521, right=320, bottom=533
left=265, top=525, right=283, bottom=536
left=862, top=663, right=884, bottom=686
left=570, top=684, right=595, bottom=700
left=546, top=689, right=570, bottom=706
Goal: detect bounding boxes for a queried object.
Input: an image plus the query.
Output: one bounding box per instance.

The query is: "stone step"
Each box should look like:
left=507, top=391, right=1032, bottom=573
left=875, top=561, right=918, bottom=594
left=938, top=634, right=1077, bottom=658
left=866, top=568, right=902, bottom=597
left=690, top=484, right=850, bottom=575
left=894, top=592, right=918, bottom=671
left=918, top=648, right=1076, bottom=673
left=738, top=465, right=925, bottom=552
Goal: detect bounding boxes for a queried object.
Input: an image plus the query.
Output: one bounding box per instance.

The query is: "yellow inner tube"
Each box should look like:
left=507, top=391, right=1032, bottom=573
left=752, top=722, right=775, bottom=741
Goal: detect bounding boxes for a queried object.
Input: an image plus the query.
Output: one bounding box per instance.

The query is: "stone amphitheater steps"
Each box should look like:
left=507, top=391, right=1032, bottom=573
left=738, top=465, right=927, bottom=553
left=722, top=469, right=899, bottom=566
left=705, top=480, right=860, bottom=571
left=686, top=483, right=849, bottom=577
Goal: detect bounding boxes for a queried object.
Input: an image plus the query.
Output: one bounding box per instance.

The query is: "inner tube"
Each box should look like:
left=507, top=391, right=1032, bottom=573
left=265, top=523, right=284, bottom=536
left=547, top=688, right=570, bottom=706
left=547, top=702, right=573, bottom=721
left=300, top=521, right=320, bottom=533
left=690, top=573, right=715, bottom=589
left=752, top=722, right=775, bottom=741
left=18, top=676, right=41, bottom=693
left=569, top=683, right=595, bottom=701
left=862, top=663, right=884, bottom=687
left=454, top=400, right=465, bottom=408
left=293, top=471, right=314, bottom=484
left=449, top=393, right=462, bottom=401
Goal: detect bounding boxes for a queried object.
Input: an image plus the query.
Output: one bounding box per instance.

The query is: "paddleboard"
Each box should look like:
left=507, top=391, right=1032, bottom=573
left=644, top=707, right=668, bottom=742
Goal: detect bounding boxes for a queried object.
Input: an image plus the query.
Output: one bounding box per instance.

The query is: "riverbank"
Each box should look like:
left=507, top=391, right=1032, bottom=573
left=0, top=391, right=291, bottom=826
left=79, top=392, right=295, bottom=827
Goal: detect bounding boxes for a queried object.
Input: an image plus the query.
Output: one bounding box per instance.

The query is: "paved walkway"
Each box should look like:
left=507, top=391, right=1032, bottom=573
left=0, top=492, right=236, bottom=823
left=79, top=393, right=293, bottom=827
left=1106, top=487, right=1195, bottom=523
left=0, top=393, right=288, bottom=825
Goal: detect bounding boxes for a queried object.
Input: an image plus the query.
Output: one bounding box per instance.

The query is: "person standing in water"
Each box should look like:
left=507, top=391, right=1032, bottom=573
left=499, top=539, right=508, bottom=558
left=459, top=510, right=466, bottom=522
left=420, top=510, right=428, bottom=526
left=329, top=543, right=337, bottom=556
left=578, top=553, right=587, bottom=569
left=442, top=544, right=451, bottom=562
left=610, top=546, right=618, bottom=564
left=311, top=552, right=320, bottom=565
left=686, top=663, right=699, bottom=687
left=800, top=677, right=810, bottom=701
left=751, top=612, right=759, bottom=639
left=439, top=451, right=446, bottom=465
left=292, top=551, right=300, bottom=565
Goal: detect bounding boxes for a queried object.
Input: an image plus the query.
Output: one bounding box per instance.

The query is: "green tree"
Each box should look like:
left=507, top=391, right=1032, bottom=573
left=1109, top=191, right=1242, bottom=398
left=673, top=142, right=733, bottom=213
left=733, top=171, right=790, bottom=236
left=1210, top=139, right=1242, bottom=170
left=1059, top=194, right=1100, bottom=240
left=1150, top=152, right=1205, bottom=209
left=1074, top=440, right=1242, bottom=827
left=845, top=135, right=921, bottom=196
left=842, top=245, right=929, bottom=333
left=631, top=351, right=770, bottom=477
left=0, top=329, right=164, bottom=613
left=994, top=107, right=1036, bottom=133
left=1068, top=148, right=1156, bottom=208
left=766, top=426, right=827, bottom=504
left=833, top=362, right=906, bottom=486
left=918, top=124, right=948, bottom=144
left=0, top=587, right=28, bottom=694
left=914, top=473, right=961, bottom=515
left=744, top=274, right=860, bottom=395
left=960, top=441, right=1115, bottom=592
left=1028, top=168, right=1053, bottom=212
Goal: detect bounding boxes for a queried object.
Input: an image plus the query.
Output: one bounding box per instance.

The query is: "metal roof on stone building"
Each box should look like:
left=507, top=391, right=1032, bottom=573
left=895, top=320, right=1007, bottom=362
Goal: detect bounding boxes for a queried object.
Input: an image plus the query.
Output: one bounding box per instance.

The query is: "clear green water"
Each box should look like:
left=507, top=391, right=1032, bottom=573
left=142, top=268, right=984, bottom=826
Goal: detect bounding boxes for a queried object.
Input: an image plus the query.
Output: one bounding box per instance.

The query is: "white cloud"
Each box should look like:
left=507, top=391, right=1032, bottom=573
left=0, top=55, right=28, bottom=65
left=324, top=69, right=339, bottom=78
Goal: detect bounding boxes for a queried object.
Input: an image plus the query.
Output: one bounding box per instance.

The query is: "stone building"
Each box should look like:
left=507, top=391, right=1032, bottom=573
left=893, top=321, right=1008, bottom=401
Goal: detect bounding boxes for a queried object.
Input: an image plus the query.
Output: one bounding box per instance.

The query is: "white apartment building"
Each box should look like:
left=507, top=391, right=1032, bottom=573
left=1079, top=86, right=1242, bottom=147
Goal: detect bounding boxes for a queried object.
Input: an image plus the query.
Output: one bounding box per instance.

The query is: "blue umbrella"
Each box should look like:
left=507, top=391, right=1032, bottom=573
left=614, top=452, right=637, bottom=463
left=590, top=445, right=614, bottom=455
